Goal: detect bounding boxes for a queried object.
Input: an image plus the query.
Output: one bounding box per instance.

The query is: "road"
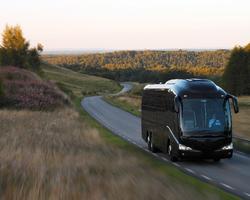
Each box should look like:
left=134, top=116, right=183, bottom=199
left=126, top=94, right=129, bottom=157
left=82, top=83, right=250, bottom=199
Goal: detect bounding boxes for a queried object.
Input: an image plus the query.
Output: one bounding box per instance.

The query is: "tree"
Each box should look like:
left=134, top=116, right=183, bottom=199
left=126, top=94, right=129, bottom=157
left=0, top=25, right=43, bottom=70
left=1, top=25, right=27, bottom=67
left=245, top=43, right=250, bottom=93
left=223, top=45, right=250, bottom=95
left=245, top=43, right=250, bottom=52
left=0, top=79, right=3, bottom=97
left=2, top=25, right=26, bottom=50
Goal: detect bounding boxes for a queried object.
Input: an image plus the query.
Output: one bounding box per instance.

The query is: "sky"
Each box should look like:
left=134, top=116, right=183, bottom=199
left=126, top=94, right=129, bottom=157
left=0, top=0, right=250, bottom=51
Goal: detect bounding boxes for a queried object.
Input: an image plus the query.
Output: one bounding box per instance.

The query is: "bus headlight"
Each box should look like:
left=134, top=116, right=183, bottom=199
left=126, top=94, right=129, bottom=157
left=179, top=144, right=192, bottom=151
left=221, top=143, right=233, bottom=150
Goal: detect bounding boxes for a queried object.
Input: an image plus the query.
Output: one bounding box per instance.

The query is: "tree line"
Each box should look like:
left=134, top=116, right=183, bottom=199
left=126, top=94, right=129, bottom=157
left=223, top=44, right=250, bottom=95
left=43, top=50, right=229, bottom=72
left=43, top=50, right=230, bottom=83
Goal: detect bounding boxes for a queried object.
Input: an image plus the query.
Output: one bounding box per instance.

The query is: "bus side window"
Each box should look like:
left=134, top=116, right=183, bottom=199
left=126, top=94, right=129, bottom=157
left=143, top=91, right=155, bottom=111
left=165, top=92, right=171, bottom=112
left=163, top=93, right=168, bottom=111
left=156, top=92, right=167, bottom=111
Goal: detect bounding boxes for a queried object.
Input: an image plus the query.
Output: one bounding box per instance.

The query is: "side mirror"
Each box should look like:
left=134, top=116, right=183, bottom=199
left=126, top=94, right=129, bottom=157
left=232, top=96, right=239, bottom=113
left=174, top=96, right=180, bottom=113
left=228, top=94, right=239, bottom=113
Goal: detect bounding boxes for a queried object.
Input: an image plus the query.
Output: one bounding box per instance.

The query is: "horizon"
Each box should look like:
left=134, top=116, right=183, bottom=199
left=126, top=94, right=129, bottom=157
left=1, top=0, right=250, bottom=50
left=42, top=48, right=231, bottom=55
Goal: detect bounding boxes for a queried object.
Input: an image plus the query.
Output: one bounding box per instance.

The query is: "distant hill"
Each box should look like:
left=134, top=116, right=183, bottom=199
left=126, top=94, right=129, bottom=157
left=42, top=50, right=231, bottom=82
left=43, top=50, right=230, bottom=70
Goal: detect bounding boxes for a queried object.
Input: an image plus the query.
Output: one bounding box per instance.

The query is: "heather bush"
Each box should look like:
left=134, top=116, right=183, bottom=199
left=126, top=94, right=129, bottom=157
left=0, top=66, right=40, bottom=81
left=0, top=66, right=69, bottom=110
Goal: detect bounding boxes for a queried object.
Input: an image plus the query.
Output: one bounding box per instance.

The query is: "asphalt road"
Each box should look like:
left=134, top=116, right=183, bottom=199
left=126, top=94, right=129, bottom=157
left=82, top=83, right=250, bottom=199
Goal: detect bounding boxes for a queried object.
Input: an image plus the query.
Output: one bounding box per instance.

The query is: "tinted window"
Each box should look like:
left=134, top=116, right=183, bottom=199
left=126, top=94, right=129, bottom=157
left=181, top=98, right=231, bottom=136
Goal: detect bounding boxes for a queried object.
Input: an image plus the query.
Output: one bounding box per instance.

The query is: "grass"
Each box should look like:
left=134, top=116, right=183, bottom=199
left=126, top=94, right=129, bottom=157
left=42, top=63, right=121, bottom=97
left=104, top=95, right=141, bottom=116
left=232, top=96, right=250, bottom=139
left=238, top=96, right=250, bottom=107
left=104, top=83, right=143, bottom=116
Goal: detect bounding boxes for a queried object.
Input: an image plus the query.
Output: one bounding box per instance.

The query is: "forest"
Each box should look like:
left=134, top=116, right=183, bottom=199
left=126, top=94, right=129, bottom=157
left=43, top=50, right=229, bottom=82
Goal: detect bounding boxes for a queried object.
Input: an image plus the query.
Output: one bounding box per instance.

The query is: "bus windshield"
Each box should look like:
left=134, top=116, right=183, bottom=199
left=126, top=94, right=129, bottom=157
left=180, top=98, right=231, bottom=136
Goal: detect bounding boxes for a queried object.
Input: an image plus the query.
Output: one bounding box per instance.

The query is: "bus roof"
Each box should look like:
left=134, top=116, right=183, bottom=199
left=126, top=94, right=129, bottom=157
left=143, top=79, right=227, bottom=98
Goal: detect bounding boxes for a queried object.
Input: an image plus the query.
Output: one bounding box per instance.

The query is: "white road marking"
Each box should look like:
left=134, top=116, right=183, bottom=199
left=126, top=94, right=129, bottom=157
left=152, top=153, right=160, bottom=158
left=244, top=192, right=250, bottom=197
left=220, top=183, right=235, bottom=190
left=161, top=157, right=169, bottom=162
left=173, top=163, right=180, bottom=167
left=185, top=168, right=195, bottom=174
left=201, top=175, right=212, bottom=181
left=156, top=155, right=161, bottom=158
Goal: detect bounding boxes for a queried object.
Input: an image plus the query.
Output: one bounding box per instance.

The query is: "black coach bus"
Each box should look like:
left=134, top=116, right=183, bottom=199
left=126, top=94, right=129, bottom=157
left=141, top=79, right=239, bottom=162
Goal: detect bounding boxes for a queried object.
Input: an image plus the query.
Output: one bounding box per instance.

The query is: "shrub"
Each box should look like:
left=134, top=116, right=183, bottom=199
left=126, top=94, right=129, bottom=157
left=0, top=66, right=69, bottom=110
left=3, top=80, right=68, bottom=110
left=0, top=66, right=40, bottom=81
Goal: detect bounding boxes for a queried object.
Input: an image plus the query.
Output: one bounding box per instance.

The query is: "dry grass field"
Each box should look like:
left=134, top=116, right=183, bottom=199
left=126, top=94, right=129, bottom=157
left=0, top=108, right=228, bottom=200
left=105, top=95, right=142, bottom=116
left=118, top=95, right=141, bottom=108
left=104, top=83, right=143, bottom=116
left=233, top=96, right=250, bottom=139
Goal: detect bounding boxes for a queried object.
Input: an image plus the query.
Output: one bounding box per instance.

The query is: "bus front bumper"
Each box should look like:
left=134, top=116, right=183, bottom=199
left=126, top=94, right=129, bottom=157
left=178, top=143, right=233, bottom=159
left=178, top=149, right=233, bottom=159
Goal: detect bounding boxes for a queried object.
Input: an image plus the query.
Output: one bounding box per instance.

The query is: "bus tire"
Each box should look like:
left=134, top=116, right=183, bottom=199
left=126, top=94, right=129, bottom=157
left=168, top=141, right=178, bottom=162
left=147, top=133, right=157, bottom=153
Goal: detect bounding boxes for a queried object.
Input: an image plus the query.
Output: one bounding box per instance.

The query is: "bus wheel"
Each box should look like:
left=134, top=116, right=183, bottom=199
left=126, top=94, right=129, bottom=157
left=168, top=142, right=177, bottom=162
left=147, top=133, right=157, bottom=153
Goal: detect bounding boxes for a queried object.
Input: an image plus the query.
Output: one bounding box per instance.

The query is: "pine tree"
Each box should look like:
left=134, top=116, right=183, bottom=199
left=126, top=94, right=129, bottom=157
left=245, top=43, right=250, bottom=93
left=0, top=79, right=3, bottom=97
left=223, top=45, right=249, bottom=95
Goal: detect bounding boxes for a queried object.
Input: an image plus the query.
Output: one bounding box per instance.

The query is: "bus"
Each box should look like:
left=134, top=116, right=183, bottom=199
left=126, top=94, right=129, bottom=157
left=141, top=79, right=239, bottom=162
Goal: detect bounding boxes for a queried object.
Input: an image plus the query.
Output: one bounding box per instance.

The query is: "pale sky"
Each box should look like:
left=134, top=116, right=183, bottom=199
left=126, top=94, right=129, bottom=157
left=0, top=0, right=249, bottom=50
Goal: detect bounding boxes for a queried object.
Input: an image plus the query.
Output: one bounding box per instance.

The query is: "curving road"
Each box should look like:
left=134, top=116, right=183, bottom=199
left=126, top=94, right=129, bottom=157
left=82, top=83, right=250, bottom=199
